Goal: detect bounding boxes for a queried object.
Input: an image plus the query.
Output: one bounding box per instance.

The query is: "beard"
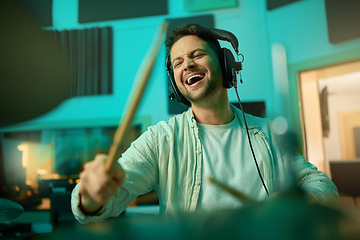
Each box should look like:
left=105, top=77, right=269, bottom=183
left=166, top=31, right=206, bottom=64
left=181, top=77, right=223, bottom=105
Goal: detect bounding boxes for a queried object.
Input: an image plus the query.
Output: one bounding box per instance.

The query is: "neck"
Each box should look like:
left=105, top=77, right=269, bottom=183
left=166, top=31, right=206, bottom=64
left=191, top=95, right=234, bottom=125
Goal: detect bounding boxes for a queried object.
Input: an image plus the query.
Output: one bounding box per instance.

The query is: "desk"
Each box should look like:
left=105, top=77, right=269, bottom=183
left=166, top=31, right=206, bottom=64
left=36, top=193, right=360, bottom=240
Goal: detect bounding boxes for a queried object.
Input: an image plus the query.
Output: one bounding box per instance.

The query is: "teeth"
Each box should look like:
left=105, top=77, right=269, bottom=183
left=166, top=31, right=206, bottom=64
left=186, top=74, right=202, bottom=84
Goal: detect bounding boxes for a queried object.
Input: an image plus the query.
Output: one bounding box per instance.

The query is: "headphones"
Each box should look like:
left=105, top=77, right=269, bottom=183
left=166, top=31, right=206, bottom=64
left=166, top=28, right=243, bottom=106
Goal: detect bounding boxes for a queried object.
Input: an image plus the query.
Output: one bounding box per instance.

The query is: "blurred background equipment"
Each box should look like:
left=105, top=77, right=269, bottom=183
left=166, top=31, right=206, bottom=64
left=330, top=160, right=360, bottom=206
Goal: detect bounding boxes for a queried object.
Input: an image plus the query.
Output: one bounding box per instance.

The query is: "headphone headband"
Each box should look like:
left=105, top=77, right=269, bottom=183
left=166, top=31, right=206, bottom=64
left=210, top=28, right=239, bottom=54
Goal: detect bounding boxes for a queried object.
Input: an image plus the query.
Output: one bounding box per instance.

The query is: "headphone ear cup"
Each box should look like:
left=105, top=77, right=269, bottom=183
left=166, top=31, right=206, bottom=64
left=220, top=48, right=236, bottom=89
left=168, top=69, right=191, bottom=106
left=166, top=55, right=191, bottom=106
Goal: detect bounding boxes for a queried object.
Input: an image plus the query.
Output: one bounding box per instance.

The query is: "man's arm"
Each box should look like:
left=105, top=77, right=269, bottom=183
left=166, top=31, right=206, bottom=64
left=291, top=153, right=339, bottom=205
left=71, top=154, right=127, bottom=224
left=71, top=128, right=159, bottom=224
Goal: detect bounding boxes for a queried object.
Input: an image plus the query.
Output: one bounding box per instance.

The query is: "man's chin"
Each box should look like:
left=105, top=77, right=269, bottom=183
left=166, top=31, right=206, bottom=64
left=181, top=84, right=218, bottom=104
left=183, top=93, right=207, bottom=105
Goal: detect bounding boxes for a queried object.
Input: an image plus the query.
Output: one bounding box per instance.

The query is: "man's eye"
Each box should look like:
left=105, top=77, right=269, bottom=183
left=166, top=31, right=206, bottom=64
left=173, top=62, right=182, bottom=68
left=194, top=53, right=205, bottom=58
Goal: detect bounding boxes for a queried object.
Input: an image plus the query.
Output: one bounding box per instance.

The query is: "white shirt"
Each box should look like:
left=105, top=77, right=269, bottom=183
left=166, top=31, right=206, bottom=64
left=71, top=106, right=338, bottom=224
left=197, top=114, right=267, bottom=210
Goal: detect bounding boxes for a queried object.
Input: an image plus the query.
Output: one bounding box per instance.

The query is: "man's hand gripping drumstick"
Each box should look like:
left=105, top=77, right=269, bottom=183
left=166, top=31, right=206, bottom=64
left=78, top=22, right=168, bottom=214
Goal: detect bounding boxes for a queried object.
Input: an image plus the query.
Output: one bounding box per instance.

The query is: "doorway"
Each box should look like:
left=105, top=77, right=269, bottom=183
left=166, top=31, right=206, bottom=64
left=298, top=60, right=360, bottom=175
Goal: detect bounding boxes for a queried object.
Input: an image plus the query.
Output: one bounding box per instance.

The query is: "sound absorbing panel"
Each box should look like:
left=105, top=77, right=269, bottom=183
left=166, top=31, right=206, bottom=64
left=266, top=0, right=299, bottom=10
left=47, top=27, right=113, bottom=96
left=79, top=0, right=168, bottom=23
left=232, top=101, right=266, bottom=118
left=184, top=0, right=238, bottom=12
left=325, top=0, right=360, bottom=43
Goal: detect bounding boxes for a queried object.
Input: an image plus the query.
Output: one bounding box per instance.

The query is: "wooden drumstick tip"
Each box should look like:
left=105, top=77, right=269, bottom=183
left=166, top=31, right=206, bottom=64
left=208, top=176, right=255, bottom=204
left=104, top=21, right=169, bottom=175
left=162, top=21, right=169, bottom=33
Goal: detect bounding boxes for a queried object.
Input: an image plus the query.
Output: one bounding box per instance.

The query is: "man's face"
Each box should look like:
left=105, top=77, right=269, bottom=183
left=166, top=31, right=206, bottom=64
left=170, top=35, right=224, bottom=105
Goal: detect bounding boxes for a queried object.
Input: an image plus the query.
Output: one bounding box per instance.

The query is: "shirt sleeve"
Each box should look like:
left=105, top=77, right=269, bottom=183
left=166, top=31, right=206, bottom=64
left=71, top=127, right=159, bottom=224
left=290, top=153, right=339, bottom=204
left=255, top=115, right=339, bottom=205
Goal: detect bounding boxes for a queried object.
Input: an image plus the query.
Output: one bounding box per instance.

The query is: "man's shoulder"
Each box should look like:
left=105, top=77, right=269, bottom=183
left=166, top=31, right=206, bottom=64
left=231, top=105, right=270, bottom=130
left=244, top=112, right=268, bottom=125
left=149, top=109, right=191, bottom=132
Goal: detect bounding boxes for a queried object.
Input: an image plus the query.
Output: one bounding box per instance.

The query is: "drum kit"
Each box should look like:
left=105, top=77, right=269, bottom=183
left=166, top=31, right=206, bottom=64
left=28, top=191, right=358, bottom=240
left=0, top=198, right=24, bottom=224
left=0, top=0, right=71, bottom=127
left=1, top=189, right=360, bottom=240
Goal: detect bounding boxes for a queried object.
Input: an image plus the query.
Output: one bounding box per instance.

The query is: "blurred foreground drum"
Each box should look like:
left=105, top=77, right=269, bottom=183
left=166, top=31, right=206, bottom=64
left=0, top=1, right=71, bottom=126
left=45, top=193, right=360, bottom=240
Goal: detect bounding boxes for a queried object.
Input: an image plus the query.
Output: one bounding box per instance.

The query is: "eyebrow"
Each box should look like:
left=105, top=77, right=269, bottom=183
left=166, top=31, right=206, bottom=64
left=171, top=48, right=207, bottom=65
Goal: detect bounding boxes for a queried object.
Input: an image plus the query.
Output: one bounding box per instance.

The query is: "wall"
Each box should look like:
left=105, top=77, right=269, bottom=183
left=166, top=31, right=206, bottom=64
left=2, top=0, right=360, bottom=134
left=265, top=0, right=360, bottom=133
left=0, top=0, right=270, bottom=130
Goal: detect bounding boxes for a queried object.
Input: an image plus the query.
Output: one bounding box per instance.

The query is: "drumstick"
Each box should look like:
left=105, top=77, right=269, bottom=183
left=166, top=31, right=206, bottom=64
left=104, top=22, right=168, bottom=174
left=208, top=177, right=255, bottom=204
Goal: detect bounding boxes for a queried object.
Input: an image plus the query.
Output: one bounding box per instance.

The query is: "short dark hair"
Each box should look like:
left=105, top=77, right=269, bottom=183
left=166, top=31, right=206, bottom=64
left=165, top=24, right=221, bottom=56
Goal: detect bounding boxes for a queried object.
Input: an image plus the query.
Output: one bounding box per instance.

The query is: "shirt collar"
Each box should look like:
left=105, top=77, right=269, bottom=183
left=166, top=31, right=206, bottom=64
left=186, top=104, right=259, bottom=131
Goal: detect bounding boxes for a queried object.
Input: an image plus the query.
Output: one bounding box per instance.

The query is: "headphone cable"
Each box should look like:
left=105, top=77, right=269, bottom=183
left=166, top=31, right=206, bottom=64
left=234, top=86, right=270, bottom=197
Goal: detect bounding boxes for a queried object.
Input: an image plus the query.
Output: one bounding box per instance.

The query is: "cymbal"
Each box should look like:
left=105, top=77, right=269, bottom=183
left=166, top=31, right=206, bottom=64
left=0, top=198, right=24, bottom=223
left=0, top=1, right=71, bottom=127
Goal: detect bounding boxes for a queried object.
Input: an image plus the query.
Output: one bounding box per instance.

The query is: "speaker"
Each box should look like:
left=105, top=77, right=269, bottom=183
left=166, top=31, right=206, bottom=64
left=166, top=27, right=243, bottom=107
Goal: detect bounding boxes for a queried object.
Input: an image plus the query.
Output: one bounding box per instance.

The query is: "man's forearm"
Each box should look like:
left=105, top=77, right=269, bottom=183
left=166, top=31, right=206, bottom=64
left=78, top=192, right=103, bottom=215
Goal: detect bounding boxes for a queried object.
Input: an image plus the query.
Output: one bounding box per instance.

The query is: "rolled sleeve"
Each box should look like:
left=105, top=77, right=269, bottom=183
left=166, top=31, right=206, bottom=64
left=292, top=154, right=339, bottom=204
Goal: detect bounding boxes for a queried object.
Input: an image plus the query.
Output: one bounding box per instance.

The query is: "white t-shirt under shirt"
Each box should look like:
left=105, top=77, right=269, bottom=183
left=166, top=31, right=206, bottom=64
left=197, top=114, right=267, bottom=211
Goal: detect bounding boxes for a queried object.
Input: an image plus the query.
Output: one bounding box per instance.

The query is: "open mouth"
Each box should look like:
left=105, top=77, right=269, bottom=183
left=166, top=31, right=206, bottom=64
left=186, top=74, right=205, bottom=85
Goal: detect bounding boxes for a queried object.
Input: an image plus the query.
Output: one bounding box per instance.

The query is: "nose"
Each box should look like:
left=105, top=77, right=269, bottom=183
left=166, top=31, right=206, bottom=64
left=183, top=58, right=195, bottom=71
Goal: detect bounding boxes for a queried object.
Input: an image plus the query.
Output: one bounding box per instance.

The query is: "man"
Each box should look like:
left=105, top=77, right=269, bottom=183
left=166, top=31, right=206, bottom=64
left=71, top=24, right=338, bottom=224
